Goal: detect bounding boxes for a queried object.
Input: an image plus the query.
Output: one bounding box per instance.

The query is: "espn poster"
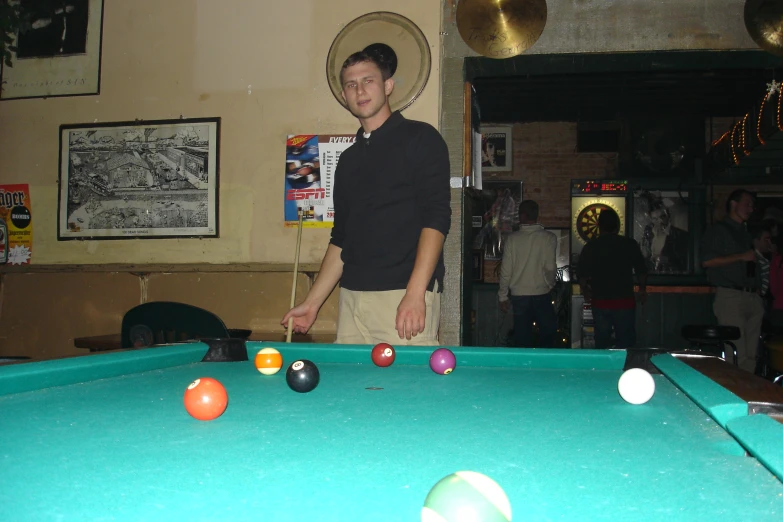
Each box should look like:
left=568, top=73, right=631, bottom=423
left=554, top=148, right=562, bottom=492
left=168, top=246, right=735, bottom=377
left=284, top=134, right=355, bottom=228
left=0, top=184, right=33, bottom=264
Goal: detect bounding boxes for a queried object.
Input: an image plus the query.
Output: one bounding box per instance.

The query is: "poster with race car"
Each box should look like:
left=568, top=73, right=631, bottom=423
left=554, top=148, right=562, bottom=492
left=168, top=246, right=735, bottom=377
left=284, top=134, right=355, bottom=228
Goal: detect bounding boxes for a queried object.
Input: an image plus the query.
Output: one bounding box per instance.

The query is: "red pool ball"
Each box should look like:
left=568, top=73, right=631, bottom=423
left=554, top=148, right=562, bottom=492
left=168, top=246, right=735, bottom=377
left=371, top=343, right=396, bottom=367
left=183, top=377, right=228, bottom=421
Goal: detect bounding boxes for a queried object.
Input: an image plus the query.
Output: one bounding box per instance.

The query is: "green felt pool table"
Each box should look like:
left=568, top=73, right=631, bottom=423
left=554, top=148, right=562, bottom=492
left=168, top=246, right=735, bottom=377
left=2, top=342, right=783, bottom=521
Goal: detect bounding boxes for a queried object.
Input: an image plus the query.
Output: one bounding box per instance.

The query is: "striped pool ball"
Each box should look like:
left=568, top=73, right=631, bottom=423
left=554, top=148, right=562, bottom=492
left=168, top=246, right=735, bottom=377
left=254, top=347, right=283, bottom=375
left=429, top=348, right=456, bottom=375
left=421, top=471, right=511, bottom=522
left=371, top=343, right=396, bottom=367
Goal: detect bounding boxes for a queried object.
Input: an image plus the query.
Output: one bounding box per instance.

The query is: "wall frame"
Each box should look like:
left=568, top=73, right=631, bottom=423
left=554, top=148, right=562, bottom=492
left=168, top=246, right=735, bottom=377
left=1, top=0, right=105, bottom=100
left=57, top=117, right=220, bottom=240
left=625, top=180, right=708, bottom=285
left=632, top=189, right=691, bottom=275
left=480, top=125, right=513, bottom=172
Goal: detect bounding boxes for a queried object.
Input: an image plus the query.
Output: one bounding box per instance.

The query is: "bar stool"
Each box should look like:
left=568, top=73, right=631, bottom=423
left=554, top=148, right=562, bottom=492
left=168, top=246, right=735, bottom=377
left=680, top=325, right=741, bottom=366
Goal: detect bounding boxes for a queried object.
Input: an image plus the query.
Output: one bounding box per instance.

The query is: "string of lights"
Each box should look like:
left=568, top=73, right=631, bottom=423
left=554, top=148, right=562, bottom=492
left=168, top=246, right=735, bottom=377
left=711, top=86, right=782, bottom=168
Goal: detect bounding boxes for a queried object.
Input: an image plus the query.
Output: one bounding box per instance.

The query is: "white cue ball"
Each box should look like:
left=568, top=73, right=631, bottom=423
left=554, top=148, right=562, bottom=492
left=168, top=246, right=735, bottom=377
left=618, top=368, right=656, bottom=405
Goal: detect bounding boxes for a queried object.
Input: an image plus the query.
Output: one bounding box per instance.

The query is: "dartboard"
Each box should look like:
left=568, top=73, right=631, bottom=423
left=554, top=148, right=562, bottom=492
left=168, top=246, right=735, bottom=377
left=575, top=203, right=611, bottom=243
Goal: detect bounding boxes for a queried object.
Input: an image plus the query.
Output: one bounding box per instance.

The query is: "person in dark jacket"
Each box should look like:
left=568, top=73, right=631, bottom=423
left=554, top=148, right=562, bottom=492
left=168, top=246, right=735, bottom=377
left=281, top=50, right=451, bottom=345
left=578, top=209, right=647, bottom=349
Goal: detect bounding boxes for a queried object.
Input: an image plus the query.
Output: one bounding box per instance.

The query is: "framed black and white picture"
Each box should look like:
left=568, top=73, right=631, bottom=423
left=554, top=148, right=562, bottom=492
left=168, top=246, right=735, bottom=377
left=632, top=190, right=690, bottom=274
left=480, top=125, right=512, bottom=172
left=57, top=117, right=220, bottom=240
left=1, top=0, right=104, bottom=100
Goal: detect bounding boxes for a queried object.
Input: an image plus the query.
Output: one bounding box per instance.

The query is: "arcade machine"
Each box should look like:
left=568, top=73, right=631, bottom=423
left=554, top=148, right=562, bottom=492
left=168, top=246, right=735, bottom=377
left=569, top=179, right=629, bottom=348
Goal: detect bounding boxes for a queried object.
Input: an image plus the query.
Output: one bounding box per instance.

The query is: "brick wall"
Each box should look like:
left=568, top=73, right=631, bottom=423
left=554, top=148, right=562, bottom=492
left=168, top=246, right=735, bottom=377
left=482, top=122, right=618, bottom=228
left=476, top=119, right=781, bottom=284
left=480, top=119, right=779, bottom=228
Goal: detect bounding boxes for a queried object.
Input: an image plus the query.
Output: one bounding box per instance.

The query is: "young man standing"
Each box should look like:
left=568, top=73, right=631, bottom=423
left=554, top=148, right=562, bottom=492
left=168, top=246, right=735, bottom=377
left=578, top=209, right=647, bottom=349
left=701, top=189, right=762, bottom=372
left=281, top=51, right=451, bottom=345
left=497, top=200, right=558, bottom=347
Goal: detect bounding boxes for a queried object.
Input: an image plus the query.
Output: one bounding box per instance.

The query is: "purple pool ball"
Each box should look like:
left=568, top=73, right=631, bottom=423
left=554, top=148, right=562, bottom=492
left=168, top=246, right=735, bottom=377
left=429, top=348, right=456, bottom=375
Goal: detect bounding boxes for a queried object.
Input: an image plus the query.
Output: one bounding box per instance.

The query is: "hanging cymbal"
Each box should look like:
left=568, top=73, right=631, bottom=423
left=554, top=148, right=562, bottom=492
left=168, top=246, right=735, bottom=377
left=745, top=0, right=783, bottom=57
left=456, top=0, right=547, bottom=59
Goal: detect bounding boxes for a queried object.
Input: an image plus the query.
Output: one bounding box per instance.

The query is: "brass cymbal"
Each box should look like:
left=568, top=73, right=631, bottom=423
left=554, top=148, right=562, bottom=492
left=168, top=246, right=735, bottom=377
left=745, top=0, right=783, bottom=57
left=456, top=0, right=547, bottom=59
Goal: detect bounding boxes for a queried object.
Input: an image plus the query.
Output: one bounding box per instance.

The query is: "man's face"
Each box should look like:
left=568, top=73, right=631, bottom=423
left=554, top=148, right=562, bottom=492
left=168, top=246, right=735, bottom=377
left=756, top=231, right=772, bottom=253
left=733, top=193, right=755, bottom=222
left=340, top=61, right=393, bottom=121
left=651, top=208, right=669, bottom=228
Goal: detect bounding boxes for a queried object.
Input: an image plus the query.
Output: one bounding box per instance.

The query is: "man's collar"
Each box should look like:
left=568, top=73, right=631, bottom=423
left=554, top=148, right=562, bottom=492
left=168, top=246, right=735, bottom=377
left=722, top=216, right=744, bottom=228
left=355, top=111, right=404, bottom=141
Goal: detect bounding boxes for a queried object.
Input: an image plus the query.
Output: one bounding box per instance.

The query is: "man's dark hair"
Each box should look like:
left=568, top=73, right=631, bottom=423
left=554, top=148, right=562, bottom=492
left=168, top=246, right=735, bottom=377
left=341, top=51, right=392, bottom=84
left=598, top=208, right=620, bottom=234
left=518, top=200, right=539, bottom=222
left=725, top=189, right=754, bottom=214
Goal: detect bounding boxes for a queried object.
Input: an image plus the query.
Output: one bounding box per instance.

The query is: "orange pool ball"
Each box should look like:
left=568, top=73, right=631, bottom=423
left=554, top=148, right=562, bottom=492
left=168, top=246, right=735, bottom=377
left=255, top=347, right=283, bottom=375
left=183, top=377, right=228, bottom=421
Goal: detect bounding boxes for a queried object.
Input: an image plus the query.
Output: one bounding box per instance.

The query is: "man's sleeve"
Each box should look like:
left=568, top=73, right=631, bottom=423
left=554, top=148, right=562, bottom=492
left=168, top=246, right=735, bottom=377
left=329, top=161, right=346, bottom=248
left=498, top=236, right=514, bottom=302
left=543, top=232, right=557, bottom=289
left=412, top=125, right=451, bottom=237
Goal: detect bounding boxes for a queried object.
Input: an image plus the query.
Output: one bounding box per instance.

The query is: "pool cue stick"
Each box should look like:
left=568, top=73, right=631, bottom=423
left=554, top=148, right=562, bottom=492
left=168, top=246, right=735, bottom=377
left=286, top=210, right=305, bottom=343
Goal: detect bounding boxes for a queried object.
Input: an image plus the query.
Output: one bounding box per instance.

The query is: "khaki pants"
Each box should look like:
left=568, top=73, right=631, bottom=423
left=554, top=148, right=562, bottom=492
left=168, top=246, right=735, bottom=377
left=713, top=287, right=764, bottom=372
left=335, top=284, right=441, bottom=346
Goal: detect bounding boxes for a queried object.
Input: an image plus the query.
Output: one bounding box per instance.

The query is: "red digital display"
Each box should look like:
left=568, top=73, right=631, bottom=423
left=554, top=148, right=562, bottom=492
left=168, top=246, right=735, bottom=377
left=571, top=180, right=628, bottom=195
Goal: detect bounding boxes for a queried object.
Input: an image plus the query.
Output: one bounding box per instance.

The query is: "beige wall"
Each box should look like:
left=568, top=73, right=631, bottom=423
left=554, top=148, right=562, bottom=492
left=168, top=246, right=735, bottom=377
left=0, top=270, right=338, bottom=360
left=0, top=0, right=442, bottom=265
left=0, top=1, right=441, bottom=360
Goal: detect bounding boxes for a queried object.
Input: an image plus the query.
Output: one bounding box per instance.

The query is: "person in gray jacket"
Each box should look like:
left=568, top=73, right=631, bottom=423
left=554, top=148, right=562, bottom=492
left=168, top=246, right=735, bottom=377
left=498, top=200, right=557, bottom=347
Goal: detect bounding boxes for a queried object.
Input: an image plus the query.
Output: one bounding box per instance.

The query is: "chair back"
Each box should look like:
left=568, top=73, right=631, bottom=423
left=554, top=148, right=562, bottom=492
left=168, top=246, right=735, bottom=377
left=121, top=301, right=230, bottom=348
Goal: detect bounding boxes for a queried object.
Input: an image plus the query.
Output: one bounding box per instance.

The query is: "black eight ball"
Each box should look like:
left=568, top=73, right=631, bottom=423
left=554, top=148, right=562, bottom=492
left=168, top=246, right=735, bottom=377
left=286, top=359, right=320, bottom=393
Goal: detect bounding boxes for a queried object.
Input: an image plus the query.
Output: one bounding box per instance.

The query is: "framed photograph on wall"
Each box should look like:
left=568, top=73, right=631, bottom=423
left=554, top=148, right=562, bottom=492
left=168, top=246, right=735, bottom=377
left=472, top=181, right=523, bottom=260
left=480, top=125, right=512, bottom=172
left=632, top=190, right=690, bottom=274
left=57, top=117, right=220, bottom=240
left=1, top=0, right=105, bottom=100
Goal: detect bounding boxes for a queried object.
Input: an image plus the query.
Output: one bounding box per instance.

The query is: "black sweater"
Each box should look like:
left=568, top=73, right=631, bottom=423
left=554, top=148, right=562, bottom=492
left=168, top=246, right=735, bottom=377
left=330, top=111, right=451, bottom=292
left=577, top=234, right=647, bottom=300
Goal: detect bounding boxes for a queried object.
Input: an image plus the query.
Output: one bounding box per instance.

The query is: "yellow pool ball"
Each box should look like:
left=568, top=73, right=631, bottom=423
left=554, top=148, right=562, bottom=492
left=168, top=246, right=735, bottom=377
left=254, top=347, right=283, bottom=375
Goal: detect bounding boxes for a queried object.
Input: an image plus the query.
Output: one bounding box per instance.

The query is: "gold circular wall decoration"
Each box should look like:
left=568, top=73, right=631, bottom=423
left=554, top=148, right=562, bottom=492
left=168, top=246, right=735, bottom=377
left=325, top=12, right=431, bottom=112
